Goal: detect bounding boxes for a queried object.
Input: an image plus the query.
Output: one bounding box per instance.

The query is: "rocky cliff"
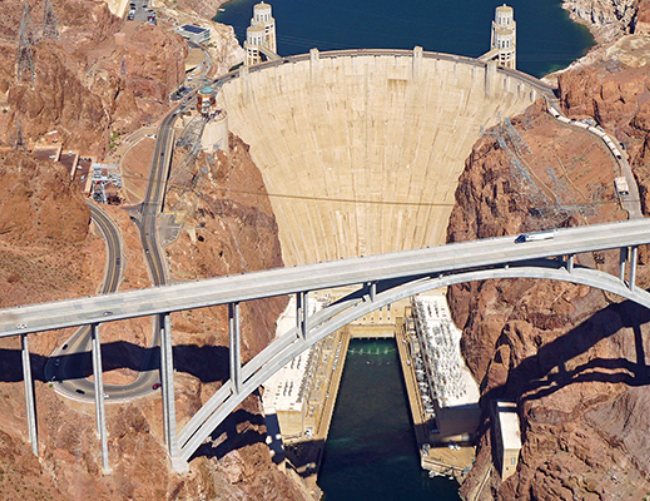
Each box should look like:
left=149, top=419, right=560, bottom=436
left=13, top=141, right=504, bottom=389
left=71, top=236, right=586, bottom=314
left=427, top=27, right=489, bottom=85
left=562, top=0, right=638, bottom=43
left=0, top=0, right=186, bottom=157
left=448, top=60, right=650, bottom=500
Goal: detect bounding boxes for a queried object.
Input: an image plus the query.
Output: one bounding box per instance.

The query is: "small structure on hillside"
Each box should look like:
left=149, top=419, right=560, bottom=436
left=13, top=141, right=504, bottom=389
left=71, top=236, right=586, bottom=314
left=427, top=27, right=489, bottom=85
left=492, top=400, right=522, bottom=481
left=480, top=4, right=517, bottom=69
left=175, top=24, right=210, bottom=44
left=91, top=163, right=122, bottom=204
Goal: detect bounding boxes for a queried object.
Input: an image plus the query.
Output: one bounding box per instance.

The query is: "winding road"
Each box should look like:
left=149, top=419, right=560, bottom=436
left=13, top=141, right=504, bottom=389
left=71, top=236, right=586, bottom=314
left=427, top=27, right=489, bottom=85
left=48, top=99, right=183, bottom=402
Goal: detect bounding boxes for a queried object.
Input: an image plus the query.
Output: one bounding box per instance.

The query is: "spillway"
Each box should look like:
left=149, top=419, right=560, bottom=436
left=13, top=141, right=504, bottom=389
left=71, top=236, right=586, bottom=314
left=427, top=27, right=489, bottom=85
left=216, top=49, right=544, bottom=266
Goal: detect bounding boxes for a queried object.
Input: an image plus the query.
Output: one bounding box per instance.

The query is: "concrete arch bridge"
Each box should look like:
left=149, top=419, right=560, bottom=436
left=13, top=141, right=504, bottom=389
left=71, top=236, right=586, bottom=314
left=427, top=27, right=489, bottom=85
left=1, top=219, right=650, bottom=472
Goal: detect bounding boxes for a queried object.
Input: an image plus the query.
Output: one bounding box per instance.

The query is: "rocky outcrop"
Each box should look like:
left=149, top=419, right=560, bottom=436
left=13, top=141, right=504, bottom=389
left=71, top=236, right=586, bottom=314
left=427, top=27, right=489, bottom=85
left=557, top=57, right=650, bottom=213
left=449, top=64, right=650, bottom=500
left=562, top=0, right=638, bottom=42
left=0, top=0, right=186, bottom=156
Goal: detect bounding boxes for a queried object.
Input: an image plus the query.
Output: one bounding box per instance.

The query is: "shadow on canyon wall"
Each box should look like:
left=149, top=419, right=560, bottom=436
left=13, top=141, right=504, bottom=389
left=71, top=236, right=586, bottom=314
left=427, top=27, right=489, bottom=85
left=482, top=299, right=650, bottom=405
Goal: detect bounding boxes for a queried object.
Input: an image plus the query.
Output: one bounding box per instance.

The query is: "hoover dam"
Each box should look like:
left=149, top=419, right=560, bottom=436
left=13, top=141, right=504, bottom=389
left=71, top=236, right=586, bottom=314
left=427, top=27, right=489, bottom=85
left=216, top=48, right=550, bottom=265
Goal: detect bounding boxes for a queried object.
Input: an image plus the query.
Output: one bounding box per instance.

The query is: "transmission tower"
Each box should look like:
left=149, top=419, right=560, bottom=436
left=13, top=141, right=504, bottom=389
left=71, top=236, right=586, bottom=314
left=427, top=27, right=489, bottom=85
left=16, top=1, right=35, bottom=87
left=14, top=118, right=26, bottom=151
left=41, top=0, right=59, bottom=42
left=120, top=56, right=127, bottom=83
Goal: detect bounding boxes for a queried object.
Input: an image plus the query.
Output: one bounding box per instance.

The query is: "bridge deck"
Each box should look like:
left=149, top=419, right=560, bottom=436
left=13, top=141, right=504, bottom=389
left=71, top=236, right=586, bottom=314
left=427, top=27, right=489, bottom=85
left=1, top=218, right=649, bottom=337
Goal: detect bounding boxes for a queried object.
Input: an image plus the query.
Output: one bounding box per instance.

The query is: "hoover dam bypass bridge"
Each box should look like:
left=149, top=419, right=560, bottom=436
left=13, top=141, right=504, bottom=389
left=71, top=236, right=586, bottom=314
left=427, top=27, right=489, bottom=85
left=2, top=219, right=650, bottom=472
left=2, top=47, right=643, bottom=474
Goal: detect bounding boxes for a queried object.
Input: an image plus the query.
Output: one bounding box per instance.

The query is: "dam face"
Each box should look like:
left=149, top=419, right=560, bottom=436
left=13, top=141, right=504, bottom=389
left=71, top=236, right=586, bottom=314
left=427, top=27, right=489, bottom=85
left=217, top=50, right=540, bottom=266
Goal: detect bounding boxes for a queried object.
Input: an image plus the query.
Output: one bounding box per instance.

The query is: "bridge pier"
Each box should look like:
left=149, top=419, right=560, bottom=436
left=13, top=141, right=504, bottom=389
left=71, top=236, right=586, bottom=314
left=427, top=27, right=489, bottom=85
left=159, top=313, right=183, bottom=469
left=21, top=334, right=38, bottom=457
left=368, top=281, right=377, bottom=302
left=630, top=246, right=638, bottom=291
left=91, top=323, right=111, bottom=474
left=297, top=292, right=308, bottom=339
left=229, top=303, right=242, bottom=393
left=619, top=247, right=628, bottom=282
left=566, top=254, right=574, bottom=273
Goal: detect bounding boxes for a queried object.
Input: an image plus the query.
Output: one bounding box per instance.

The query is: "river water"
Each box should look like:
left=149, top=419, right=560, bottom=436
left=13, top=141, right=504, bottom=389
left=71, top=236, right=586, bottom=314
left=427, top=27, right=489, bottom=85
left=214, top=2, right=593, bottom=498
left=317, top=339, right=460, bottom=500
left=215, top=0, right=594, bottom=77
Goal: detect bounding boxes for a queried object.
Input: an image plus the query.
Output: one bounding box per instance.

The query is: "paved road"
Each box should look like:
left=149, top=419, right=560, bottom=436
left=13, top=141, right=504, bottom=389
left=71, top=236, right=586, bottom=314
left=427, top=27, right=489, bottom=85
left=46, top=97, right=182, bottom=402
left=45, top=201, right=132, bottom=400
left=3, top=218, right=650, bottom=338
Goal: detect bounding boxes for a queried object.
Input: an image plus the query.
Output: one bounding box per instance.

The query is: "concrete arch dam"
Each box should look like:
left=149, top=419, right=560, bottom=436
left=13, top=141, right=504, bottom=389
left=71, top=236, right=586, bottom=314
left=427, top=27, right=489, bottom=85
left=217, top=49, right=549, bottom=266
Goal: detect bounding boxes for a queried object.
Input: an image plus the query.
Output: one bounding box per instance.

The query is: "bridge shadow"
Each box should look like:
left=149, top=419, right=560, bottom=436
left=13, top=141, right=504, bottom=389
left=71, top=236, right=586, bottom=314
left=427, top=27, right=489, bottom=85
left=192, top=400, right=267, bottom=461
left=0, top=342, right=230, bottom=385
left=483, top=299, right=650, bottom=404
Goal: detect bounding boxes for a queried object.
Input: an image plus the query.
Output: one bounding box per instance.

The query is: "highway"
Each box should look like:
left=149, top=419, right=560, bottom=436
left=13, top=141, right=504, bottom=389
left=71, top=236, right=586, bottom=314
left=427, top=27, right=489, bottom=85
left=47, top=100, right=182, bottom=402
left=45, top=202, right=125, bottom=398
left=3, top=218, right=650, bottom=338
left=48, top=35, right=210, bottom=403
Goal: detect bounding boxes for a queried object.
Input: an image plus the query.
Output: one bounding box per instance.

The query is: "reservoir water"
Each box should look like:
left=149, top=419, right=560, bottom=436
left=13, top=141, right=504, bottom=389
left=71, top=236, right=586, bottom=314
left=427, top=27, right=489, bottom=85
left=317, top=339, right=460, bottom=500
left=215, top=0, right=594, bottom=77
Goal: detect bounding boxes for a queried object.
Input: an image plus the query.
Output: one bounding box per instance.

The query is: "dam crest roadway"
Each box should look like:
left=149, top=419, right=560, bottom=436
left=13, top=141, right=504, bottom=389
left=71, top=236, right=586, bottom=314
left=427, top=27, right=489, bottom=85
left=2, top=48, right=644, bottom=473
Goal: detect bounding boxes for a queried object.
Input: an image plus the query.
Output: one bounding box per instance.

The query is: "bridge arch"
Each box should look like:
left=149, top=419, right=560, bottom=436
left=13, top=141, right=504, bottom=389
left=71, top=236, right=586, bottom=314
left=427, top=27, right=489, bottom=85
left=176, top=258, right=650, bottom=464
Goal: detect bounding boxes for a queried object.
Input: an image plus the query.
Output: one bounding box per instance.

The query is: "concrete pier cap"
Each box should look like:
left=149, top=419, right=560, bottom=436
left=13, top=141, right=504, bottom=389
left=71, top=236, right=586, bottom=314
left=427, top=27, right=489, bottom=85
left=216, top=50, right=547, bottom=266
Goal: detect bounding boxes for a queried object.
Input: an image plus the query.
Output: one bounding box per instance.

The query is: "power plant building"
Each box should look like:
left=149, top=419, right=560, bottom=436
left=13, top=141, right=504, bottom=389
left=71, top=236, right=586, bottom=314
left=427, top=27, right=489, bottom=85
left=492, top=401, right=522, bottom=481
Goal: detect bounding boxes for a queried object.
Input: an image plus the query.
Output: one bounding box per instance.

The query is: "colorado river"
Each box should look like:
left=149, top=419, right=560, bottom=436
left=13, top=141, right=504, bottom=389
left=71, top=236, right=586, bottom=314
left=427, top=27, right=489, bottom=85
left=317, top=339, right=460, bottom=500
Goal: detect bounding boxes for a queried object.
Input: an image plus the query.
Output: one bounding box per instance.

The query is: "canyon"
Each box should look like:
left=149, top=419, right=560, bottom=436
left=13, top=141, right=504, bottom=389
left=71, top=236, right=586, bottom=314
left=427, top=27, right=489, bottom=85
left=0, top=0, right=649, bottom=499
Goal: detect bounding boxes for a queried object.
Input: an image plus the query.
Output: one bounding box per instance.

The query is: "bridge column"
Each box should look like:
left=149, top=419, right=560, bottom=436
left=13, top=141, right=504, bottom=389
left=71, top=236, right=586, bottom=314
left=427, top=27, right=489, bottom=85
left=91, top=323, right=111, bottom=474
left=629, top=246, right=638, bottom=291
left=368, top=282, right=377, bottom=302
left=229, top=303, right=242, bottom=393
left=159, top=313, right=187, bottom=473
left=297, top=292, right=308, bottom=339
left=619, top=247, right=628, bottom=282
left=566, top=254, right=574, bottom=273
left=21, top=334, right=38, bottom=457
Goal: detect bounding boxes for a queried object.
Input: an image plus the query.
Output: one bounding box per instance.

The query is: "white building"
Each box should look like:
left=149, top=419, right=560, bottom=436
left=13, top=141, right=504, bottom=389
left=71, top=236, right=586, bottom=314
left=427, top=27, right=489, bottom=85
left=411, top=293, right=481, bottom=443
left=175, top=24, right=210, bottom=44
left=262, top=296, right=324, bottom=447
left=492, top=400, right=522, bottom=480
